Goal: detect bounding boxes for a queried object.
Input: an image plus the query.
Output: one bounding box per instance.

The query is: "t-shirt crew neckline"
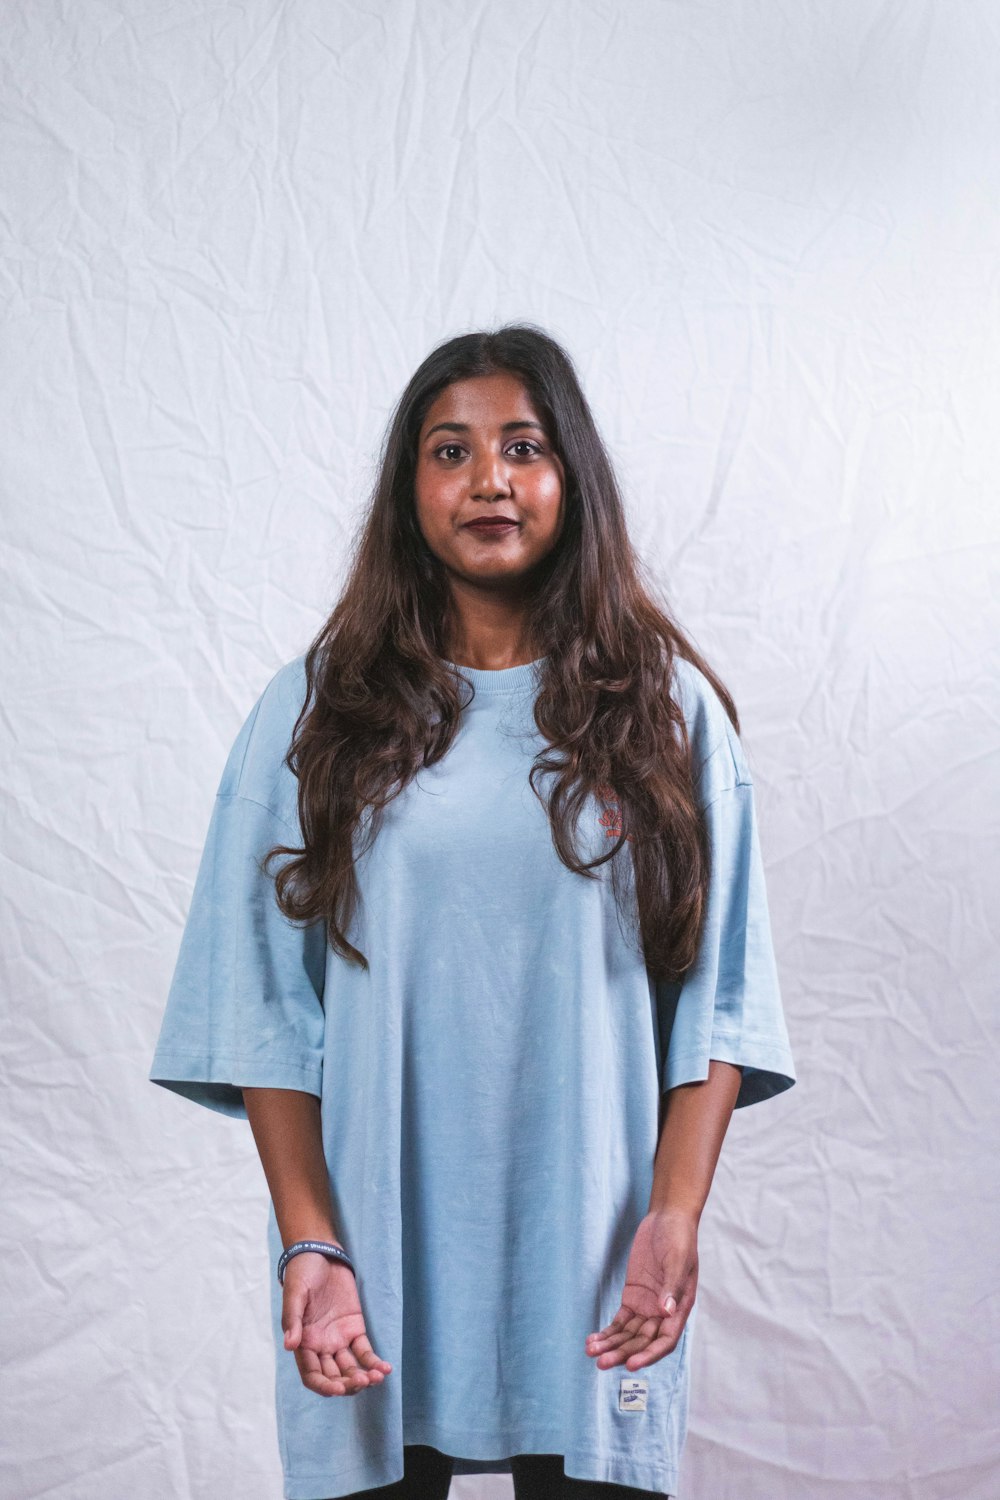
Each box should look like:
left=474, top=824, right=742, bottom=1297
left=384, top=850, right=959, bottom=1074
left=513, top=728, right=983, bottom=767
left=441, top=655, right=548, bottom=694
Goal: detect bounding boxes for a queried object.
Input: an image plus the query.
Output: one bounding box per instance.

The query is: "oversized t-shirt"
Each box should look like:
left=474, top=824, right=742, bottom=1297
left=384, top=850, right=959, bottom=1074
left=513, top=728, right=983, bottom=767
left=149, top=651, right=796, bottom=1500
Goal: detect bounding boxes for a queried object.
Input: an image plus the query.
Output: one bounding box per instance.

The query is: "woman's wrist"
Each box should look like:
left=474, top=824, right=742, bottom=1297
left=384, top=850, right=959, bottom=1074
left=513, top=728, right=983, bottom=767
left=645, top=1199, right=702, bottom=1227
left=277, top=1239, right=356, bottom=1285
left=280, top=1223, right=344, bottom=1251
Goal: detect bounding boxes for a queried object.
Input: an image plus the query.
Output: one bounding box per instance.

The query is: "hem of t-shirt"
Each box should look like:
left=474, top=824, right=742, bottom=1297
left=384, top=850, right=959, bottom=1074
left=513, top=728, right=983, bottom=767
left=148, top=1048, right=323, bottom=1110
left=281, top=1428, right=678, bottom=1498
left=664, top=1029, right=796, bottom=1106
left=407, top=1423, right=678, bottom=1492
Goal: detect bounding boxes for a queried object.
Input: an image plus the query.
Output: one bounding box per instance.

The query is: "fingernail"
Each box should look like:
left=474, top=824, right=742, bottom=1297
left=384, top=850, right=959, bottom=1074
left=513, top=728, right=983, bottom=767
left=664, top=1295, right=676, bottom=1314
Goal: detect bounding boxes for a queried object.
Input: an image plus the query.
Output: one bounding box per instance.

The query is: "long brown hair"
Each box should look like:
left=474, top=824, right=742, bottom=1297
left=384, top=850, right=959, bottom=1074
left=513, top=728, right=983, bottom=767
left=264, top=323, right=740, bottom=983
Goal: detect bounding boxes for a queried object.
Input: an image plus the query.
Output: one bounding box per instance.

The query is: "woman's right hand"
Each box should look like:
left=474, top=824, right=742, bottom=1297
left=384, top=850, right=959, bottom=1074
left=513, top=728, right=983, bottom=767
left=281, top=1252, right=393, bottom=1397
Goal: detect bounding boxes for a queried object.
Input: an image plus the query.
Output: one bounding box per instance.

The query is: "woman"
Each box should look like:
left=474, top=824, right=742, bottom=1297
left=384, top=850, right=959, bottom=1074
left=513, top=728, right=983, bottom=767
left=149, top=323, right=796, bottom=1499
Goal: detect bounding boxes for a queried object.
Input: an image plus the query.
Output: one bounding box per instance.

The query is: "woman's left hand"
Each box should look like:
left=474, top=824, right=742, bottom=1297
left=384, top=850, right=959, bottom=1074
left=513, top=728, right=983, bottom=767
left=585, top=1207, right=698, bottom=1371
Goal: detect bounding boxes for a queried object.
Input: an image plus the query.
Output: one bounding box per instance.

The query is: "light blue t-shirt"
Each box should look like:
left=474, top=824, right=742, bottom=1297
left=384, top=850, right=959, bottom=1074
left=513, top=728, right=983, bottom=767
left=149, top=651, right=796, bottom=1499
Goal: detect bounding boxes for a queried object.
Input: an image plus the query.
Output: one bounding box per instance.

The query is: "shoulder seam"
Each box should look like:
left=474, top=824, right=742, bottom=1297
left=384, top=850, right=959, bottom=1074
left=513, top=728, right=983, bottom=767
left=699, top=777, right=754, bottom=812
left=216, top=789, right=300, bottom=838
left=231, top=695, right=267, bottom=793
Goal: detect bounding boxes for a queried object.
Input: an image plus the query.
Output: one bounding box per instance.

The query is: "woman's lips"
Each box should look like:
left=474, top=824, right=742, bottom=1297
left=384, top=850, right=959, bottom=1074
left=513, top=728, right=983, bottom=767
left=463, top=520, right=519, bottom=534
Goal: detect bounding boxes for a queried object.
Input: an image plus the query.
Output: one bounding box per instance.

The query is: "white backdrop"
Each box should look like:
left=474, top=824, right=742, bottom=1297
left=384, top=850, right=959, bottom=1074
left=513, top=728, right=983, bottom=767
left=2, top=2, right=998, bottom=1497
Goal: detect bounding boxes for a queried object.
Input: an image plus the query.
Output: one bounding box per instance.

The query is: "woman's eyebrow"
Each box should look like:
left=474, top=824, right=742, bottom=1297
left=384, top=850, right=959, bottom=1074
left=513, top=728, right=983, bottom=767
left=424, top=420, right=546, bottom=439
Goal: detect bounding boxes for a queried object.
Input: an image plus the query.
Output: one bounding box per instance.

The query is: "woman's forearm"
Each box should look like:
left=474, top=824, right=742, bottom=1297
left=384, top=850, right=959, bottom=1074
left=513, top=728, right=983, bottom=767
left=648, top=1059, right=743, bottom=1221
left=242, top=1087, right=343, bottom=1249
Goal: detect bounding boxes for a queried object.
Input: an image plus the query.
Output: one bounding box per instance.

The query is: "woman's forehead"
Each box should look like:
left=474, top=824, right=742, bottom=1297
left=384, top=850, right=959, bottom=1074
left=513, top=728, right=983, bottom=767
left=421, top=371, right=540, bottom=428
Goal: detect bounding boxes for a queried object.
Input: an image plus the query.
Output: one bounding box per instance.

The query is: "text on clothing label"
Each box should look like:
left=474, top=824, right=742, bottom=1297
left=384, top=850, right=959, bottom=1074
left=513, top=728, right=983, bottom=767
left=619, top=1378, right=648, bottom=1413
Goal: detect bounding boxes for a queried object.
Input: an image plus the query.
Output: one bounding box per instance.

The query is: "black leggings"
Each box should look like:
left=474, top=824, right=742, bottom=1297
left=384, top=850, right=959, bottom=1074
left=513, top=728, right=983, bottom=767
left=335, top=1442, right=670, bottom=1498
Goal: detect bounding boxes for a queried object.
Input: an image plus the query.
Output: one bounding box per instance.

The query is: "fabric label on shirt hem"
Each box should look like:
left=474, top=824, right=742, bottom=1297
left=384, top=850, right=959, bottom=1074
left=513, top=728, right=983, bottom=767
left=618, top=1377, right=648, bottom=1412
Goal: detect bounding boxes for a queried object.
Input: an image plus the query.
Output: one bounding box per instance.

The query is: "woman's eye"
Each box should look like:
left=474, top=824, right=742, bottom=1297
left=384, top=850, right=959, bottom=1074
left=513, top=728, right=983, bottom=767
left=433, top=439, right=543, bottom=461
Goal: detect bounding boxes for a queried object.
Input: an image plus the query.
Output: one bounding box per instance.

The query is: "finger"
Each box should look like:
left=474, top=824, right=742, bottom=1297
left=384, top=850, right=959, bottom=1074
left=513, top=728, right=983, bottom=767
left=658, top=1289, right=693, bottom=1327
left=586, top=1313, right=644, bottom=1350
left=351, top=1332, right=393, bottom=1369
left=622, top=1330, right=682, bottom=1370
left=599, top=1302, right=692, bottom=1368
left=318, top=1353, right=368, bottom=1396
left=586, top=1330, right=633, bottom=1357
left=296, top=1346, right=351, bottom=1397
left=300, top=1368, right=351, bottom=1396
left=581, top=1344, right=644, bottom=1368
left=352, top=1336, right=392, bottom=1374
left=594, top=1319, right=664, bottom=1367
left=587, top=1332, right=632, bottom=1356
left=318, top=1351, right=361, bottom=1392
left=590, top=1308, right=637, bottom=1338
left=662, top=1274, right=695, bottom=1313
left=281, top=1300, right=304, bottom=1351
left=352, top=1351, right=386, bottom=1384
left=333, top=1347, right=371, bottom=1386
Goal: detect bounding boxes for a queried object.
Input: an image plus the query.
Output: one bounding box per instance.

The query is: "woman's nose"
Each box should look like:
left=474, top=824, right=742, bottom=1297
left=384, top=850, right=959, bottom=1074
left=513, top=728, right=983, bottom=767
left=470, top=451, right=512, bottom=498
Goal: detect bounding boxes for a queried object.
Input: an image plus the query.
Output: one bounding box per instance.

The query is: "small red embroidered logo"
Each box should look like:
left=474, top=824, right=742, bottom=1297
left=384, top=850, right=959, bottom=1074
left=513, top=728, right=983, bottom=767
left=596, top=783, right=633, bottom=841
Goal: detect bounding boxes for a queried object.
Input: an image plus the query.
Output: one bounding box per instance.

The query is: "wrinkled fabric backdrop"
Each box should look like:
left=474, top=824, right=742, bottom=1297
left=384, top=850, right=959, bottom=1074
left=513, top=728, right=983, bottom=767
left=2, top=2, right=997, bottom=1497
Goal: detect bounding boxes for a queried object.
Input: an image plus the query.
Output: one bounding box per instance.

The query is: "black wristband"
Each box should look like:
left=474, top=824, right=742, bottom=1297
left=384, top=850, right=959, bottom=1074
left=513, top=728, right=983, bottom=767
left=277, top=1239, right=356, bottom=1285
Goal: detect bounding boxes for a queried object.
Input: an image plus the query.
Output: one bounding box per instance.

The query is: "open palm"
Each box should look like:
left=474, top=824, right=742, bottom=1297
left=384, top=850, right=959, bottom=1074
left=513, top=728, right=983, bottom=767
left=585, top=1208, right=698, bottom=1372
left=282, top=1256, right=393, bottom=1397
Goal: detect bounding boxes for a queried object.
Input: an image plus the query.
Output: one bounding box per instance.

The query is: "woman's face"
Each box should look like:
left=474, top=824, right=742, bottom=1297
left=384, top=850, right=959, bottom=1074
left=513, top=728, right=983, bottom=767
left=413, top=372, right=565, bottom=595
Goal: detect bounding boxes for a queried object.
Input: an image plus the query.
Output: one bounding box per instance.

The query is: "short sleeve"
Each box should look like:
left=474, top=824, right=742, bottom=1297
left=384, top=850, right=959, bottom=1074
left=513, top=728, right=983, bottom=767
left=148, top=661, right=327, bottom=1120
left=655, top=659, right=797, bottom=1110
